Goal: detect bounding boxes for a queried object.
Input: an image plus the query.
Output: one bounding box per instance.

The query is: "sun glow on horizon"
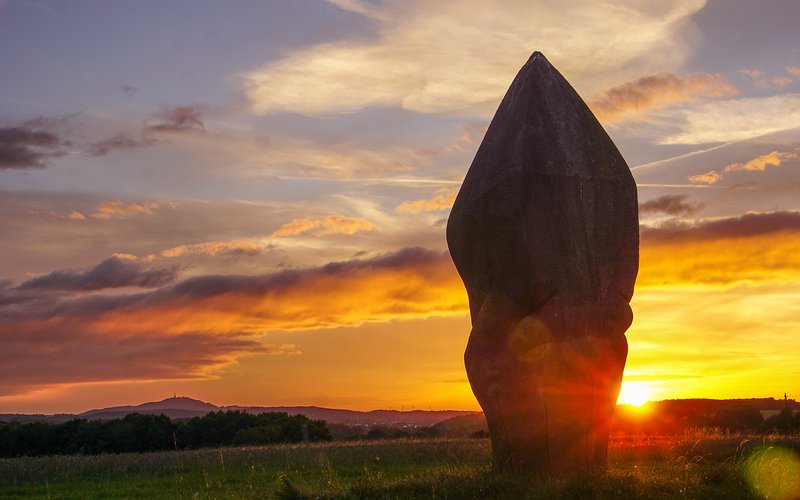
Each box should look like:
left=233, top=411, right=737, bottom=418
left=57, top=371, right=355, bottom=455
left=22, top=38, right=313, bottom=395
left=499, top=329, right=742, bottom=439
left=617, top=380, right=655, bottom=407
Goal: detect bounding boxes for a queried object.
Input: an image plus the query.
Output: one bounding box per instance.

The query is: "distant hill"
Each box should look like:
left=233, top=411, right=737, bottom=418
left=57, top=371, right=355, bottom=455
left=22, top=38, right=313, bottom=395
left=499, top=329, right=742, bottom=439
left=79, top=396, right=218, bottom=420
left=227, top=405, right=477, bottom=426
left=0, top=396, right=478, bottom=426
left=3, top=396, right=795, bottom=430
left=432, top=413, right=487, bottom=437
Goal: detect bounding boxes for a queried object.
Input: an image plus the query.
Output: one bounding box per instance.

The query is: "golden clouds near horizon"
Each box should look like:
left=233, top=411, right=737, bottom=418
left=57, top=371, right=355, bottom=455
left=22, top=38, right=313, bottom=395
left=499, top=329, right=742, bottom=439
left=639, top=230, right=800, bottom=286
left=4, top=212, right=800, bottom=404
left=87, top=253, right=464, bottom=336
left=0, top=249, right=468, bottom=397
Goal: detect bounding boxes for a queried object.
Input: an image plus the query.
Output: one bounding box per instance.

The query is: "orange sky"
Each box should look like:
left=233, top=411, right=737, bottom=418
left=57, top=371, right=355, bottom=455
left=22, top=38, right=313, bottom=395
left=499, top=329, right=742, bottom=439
left=2, top=0, right=800, bottom=413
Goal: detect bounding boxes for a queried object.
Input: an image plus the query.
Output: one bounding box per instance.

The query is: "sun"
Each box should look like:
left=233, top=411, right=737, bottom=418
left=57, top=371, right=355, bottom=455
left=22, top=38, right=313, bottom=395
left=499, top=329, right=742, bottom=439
left=617, top=381, right=654, bottom=407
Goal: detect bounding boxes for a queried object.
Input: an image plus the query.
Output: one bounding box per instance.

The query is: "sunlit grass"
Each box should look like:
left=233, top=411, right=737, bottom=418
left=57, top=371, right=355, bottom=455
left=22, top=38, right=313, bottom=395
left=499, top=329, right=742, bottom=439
left=1, top=433, right=799, bottom=498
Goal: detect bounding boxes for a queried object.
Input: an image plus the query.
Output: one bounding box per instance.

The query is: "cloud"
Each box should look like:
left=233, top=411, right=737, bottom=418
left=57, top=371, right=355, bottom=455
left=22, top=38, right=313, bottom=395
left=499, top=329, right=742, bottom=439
left=639, top=211, right=800, bottom=286
left=83, top=105, right=210, bottom=158
left=761, top=76, right=793, bottom=88
left=243, top=0, right=705, bottom=116
left=740, top=67, right=797, bottom=88
left=589, top=73, right=736, bottom=124
left=325, top=0, right=387, bottom=20
left=118, top=84, right=138, bottom=97
left=0, top=126, right=68, bottom=169
left=26, top=208, right=86, bottom=220
left=0, top=331, right=297, bottom=396
left=724, top=149, right=799, bottom=173
left=0, top=248, right=461, bottom=395
left=395, top=189, right=456, bottom=213
left=270, top=215, right=374, bottom=237
left=688, top=148, right=800, bottom=184
left=161, top=240, right=265, bottom=258
left=90, top=200, right=174, bottom=219
left=687, top=170, right=723, bottom=185
left=739, top=68, right=765, bottom=79
left=17, top=254, right=179, bottom=292
left=663, top=94, right=800, bottom=144
left=441, top=123, right=488, bottom=154
left=1, top=248, right=463, bottom=333
left=787, top=67, right=800, bottom=78
left=639, top=194, right=704, bottom=217
left=4, top=216, right=800, bottom=396
left=88, top=133, right=158, bottom=157
left=146, top=105, right=206, bottom=132
left=641, top=210, right=800, bottom=244
left=87, top=105, right=213, bottom=157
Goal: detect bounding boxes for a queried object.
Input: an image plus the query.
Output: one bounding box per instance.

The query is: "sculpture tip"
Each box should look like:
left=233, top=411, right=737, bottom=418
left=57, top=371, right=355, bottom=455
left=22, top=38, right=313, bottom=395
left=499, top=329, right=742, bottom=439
left=528, top=51, right=549, bottom=64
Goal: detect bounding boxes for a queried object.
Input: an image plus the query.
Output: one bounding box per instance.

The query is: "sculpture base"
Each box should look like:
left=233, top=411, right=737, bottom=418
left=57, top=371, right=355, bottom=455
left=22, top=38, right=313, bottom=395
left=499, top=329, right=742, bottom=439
left=465, top=294, right=629, bottom=474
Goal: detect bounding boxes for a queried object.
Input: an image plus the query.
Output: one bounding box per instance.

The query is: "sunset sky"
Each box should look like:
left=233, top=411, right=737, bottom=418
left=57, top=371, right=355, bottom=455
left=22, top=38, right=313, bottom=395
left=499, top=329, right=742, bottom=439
left=2, top=0, right=800, bottom=414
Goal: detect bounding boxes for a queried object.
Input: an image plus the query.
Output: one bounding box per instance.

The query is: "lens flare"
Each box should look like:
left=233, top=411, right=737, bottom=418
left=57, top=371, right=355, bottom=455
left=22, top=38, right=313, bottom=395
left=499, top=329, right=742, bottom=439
left=744, top=445, right=800, bottom=500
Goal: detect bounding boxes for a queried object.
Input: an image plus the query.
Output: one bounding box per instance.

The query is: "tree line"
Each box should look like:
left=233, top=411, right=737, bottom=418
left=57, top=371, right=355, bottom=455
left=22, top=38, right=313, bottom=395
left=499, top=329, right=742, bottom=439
left=0, top=411, right=331, bottom=457
left=614, top=405, right=800, bottom=434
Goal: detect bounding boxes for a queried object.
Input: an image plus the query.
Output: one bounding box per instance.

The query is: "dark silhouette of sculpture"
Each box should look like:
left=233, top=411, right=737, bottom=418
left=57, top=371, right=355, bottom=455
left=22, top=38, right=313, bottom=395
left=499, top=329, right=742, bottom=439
left=447, top=52, right=639, bottom=473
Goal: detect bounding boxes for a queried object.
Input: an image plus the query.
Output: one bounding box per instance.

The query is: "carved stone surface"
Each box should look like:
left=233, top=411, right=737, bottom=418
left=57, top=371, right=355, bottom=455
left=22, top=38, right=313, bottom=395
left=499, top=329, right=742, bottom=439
left=447, top=52, right=639, bottom=473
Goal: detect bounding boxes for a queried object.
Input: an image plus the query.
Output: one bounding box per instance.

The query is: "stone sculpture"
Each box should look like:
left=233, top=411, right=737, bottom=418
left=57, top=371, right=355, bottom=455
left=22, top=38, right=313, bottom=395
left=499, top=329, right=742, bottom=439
left=447, top=52, right=639, bottom=473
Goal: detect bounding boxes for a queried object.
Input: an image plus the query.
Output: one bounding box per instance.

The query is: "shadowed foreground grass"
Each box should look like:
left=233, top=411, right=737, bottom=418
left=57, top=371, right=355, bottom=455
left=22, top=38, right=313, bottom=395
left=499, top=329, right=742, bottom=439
left=1, top=433, right=799, bottom=498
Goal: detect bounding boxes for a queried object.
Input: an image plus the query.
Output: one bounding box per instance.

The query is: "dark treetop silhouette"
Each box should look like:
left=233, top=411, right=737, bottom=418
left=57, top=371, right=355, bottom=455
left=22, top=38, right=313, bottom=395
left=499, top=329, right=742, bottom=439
left=447, top=52, right=639, bottom=473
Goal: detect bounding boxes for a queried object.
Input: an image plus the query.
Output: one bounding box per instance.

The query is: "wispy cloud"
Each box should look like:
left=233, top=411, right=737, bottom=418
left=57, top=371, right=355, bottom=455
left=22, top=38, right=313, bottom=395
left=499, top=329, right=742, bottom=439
left=17, top=254, right=178, bottom=292
left=639, top=194, right=704, bottom=218
left=0, top=126, right=68, bottom=169
left=26, top=209, right=87, bottom=220
left=663, top=94, right=800, bottom=144
left=243, top=0, right=705, bottom=116
left=395, top=189, right=456, bottom=213
left=739, top=68, right=765, bottom=79
left=724, top=149, right=799, bottom=173
left=88, top=133, right=157, bottom=157
left=740, top=66, right=799, bottom=88
left=146, top=105, right=206, bottom=133
left=688, top=148, right=800, bottom=184
left=117, top=84, right=138, bottom=97
left=324, top=0, right=387, bottom=20
left=589, top=72, right=736, bottom=124
left=270, top=215, right=374, bottom=237
left=90, top=200, right=175, bottom=219
left=161, top=240, right=265, bottom=258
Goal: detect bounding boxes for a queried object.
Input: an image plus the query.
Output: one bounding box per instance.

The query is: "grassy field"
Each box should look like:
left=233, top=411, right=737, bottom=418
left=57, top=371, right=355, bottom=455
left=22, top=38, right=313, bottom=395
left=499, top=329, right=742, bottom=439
left=1, top=433, right=799, bottom=499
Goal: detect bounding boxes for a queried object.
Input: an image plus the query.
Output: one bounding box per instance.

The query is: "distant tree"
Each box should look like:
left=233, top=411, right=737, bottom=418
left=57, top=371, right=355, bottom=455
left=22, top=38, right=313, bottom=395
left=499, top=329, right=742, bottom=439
left=325, top=423, right=365, bottom=441
left=710, top=407, right=764, bottom=432
left=414, top=426, right=439, bottom=438
left=365, top=425, right=409, bottom=440
left=233, top=424, right=282, bottom=445
left=366, top=426, right=391, bottom=440
left=0, top=410, right=329, bottom=457
left=764, top=409, right=797, bottom=434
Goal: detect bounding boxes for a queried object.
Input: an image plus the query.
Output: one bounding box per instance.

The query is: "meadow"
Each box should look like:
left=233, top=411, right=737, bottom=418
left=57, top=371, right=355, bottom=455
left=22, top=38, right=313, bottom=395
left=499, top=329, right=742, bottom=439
left=1, top=433, right=799, bottom=499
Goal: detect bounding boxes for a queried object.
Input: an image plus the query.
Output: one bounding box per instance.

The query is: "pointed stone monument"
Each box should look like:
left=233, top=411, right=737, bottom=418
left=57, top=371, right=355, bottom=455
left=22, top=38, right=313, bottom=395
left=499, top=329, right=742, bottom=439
left=447, top=52, right=639, bottom=473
